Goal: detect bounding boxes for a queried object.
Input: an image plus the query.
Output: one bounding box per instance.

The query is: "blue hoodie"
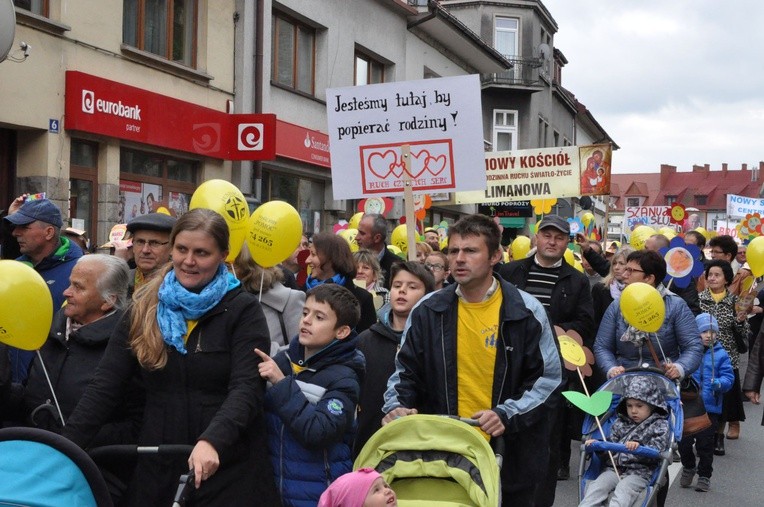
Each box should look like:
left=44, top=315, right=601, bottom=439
left=264, top=333, right=365, bottom=507
left=692, top=342, right=734, bottom=414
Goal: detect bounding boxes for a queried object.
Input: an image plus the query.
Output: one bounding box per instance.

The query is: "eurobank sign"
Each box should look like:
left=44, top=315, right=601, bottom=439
left=65, top=71, right=276, bottom=161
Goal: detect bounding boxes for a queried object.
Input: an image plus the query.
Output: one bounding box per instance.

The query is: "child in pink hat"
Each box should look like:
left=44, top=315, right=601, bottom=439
left=318, top=468, right=397, bottom=507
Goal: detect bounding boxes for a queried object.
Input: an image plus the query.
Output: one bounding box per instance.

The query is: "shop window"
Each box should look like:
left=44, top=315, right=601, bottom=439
left=13, top=0, right=47, bottom=16
left=272, top=12, right=315, bottom=95
left=123, top=0, right=197, bottom=66
left=355, top=52, right=385, bottom=85
left=262, top=170, right=324, bottom=233
left=120, top=148, right=197, bottom=220
left=70, top=140, right=99, bottom=246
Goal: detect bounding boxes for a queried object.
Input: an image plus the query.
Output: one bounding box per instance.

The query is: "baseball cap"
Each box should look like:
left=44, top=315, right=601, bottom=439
left=4, top=198, right=64, bottom=228
left=126, top=213, right=177, bottom=234
left=537, top=215, right=570, bottom=235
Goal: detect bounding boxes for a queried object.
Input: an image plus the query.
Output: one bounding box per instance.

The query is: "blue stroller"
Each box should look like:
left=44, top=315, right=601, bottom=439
left=578, top=370, right=682, bottom=507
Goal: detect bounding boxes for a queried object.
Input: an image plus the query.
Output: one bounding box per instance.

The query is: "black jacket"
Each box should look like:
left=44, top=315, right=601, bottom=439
left=354, top=306, right=402, bottom=456
left=63, top=287, right=278, bottom=506
left=383, top=279, right=562, bottom=490
left=24, top=309, right=141, bottom=446
left=499, top=257, right=595, bottom=343
left=379, top=246, right=402, bottom=289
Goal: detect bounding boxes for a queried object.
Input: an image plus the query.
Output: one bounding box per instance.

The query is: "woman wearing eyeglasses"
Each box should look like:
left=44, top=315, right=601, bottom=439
left=594, top=249, right=703, bottom=380
left=424, top=251, right=450, bottom=290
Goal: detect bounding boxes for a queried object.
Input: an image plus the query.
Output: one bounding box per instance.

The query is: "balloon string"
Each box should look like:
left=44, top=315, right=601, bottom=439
left=37, top=350, right=66, bottom=427
left=258, top=272, right=264, bottom=303
left=578, top=367, right=620, bottom=480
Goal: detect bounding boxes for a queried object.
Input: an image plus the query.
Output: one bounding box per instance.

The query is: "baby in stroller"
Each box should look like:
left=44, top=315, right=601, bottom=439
left=579, top=375, right=670, bottom=507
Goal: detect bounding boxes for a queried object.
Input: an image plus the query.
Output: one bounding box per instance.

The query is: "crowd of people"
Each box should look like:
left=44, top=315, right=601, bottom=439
left=0, top=192, right=763, bottom=507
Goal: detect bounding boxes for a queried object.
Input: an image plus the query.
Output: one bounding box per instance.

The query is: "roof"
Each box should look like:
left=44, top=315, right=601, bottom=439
left=611, top=164, right=763, bottom=211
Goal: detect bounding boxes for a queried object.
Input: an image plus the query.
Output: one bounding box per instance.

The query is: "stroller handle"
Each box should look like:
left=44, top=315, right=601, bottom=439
left=444, top=416, right=480, bottom=426
left=88, top=444, right=195, bottom=461
left=443, top=415, right=506, bottom=469
left=585, top=440, right=663, bottom=460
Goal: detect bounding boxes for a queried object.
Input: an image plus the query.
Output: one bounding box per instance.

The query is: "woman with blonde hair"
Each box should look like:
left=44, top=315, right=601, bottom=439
left=591, top=245, right=635, bottom=324
left=414, top=241, right=433, bottom=263
left=64, top=208, right=277, bottom=506
left=354, top=249, right=390, bottom=309
left=234, top=246, right=305, bottom=355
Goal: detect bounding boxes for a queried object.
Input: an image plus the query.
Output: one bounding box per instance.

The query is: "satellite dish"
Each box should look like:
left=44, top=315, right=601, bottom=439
left=538, top=43, right=551, bottom=61
left=0, top=0, right=15, bottom=63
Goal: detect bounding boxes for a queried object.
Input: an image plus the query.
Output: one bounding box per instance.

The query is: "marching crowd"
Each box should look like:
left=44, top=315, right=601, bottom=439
left=0, top=193, right=762, bottom=507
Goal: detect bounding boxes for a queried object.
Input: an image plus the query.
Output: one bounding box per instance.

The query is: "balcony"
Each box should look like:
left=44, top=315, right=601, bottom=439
left=481, top=57, right=547, bottom=90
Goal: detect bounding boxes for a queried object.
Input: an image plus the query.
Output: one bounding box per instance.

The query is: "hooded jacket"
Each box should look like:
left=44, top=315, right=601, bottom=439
left=692, top=342, right=734, bottom=414
left=354, top=304, right=402, bottom=455
left=265, top=333, right=365, bottom=507
left=607, top=376, right=670, bottom=480
left=382, top=278, right=562, bottom=490
left=10, top=236, right=83, bottom=384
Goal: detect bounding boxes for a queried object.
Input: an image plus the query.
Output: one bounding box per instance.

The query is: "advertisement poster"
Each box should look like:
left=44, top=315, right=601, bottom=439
left=326, top=74, right=485, bottom=199
left=454, top=144, right=612, bottom=204
left=119, top=180, right=163, bottom=222
left=168, top=192, right=190, bottom=217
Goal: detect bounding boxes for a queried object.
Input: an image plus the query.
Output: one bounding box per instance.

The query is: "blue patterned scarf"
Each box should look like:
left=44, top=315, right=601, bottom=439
left=157, top=264, right=241, bottom=354
left=305, top=273, right=346, bottom=290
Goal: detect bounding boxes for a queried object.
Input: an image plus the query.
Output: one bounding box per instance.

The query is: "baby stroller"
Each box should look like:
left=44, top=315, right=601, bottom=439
left=578, top=369, right=682, bottom=507
left=354, top=414, right=502, bottom=506
left=0, top=426, right=113, bottom=506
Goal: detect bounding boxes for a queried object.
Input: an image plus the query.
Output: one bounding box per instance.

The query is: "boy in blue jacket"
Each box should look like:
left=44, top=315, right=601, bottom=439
left=255, top=284, right=364, bottom=506
left=678, top=313, right=733, bottom=492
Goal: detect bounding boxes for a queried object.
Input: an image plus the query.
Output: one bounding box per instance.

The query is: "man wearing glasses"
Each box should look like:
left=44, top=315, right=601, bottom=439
left=126, top=213, right=176, bottom=295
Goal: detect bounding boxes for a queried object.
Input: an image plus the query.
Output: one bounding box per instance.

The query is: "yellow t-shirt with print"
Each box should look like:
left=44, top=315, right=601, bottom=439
left=457, top=288, right=502, bottom=438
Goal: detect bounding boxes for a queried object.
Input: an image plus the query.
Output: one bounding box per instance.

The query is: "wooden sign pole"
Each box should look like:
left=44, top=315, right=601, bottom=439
left=401, top=144, right=417, bottom=261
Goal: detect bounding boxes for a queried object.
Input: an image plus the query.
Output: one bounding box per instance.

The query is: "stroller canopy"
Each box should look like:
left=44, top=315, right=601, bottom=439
left=354, top=415, right=500, bottom=507
left=0, top=427, right=112, bottom=507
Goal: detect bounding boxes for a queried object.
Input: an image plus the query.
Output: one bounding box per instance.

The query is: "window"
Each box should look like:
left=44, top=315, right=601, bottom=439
left=538, top=117, right=548, bottom=147
left=120, top=148, right=197, bottom=221
left=493, top=110, right=518, bottom=152
left=355, top=52, right=385, bottom=85
left=695, top=195, right=707, bottom=206
left=666, top=195, right=677, bottom=205
left=262, top=170, right=324, bottom=233
left=123, top=0, right=197, bottom=66
left=494, top=17, right=518, bottom=59
left=272, top=13, right=315, bottom=95
left=70, top=141, right=99, bottom=245
left=627, top=197, right=640, bottom=207
left=553, top=131, right=560, bottom=147
left=13, top=0, right=47, bottom=16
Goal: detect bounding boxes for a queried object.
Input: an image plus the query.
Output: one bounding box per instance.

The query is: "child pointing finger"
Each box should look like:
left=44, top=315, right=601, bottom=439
left=254, top=348, right=285, bottom=384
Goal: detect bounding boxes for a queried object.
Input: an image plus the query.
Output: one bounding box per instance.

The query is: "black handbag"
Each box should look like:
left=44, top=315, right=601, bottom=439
left=680, top=376, right=712, bottom=437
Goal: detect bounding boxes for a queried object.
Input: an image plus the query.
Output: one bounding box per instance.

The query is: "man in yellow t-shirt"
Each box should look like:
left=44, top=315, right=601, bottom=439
left=383, top=214, right=562, bottom=507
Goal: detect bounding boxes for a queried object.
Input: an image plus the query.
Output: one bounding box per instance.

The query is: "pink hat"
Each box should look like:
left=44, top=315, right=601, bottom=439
left=318, top=468, right=382, bottom=507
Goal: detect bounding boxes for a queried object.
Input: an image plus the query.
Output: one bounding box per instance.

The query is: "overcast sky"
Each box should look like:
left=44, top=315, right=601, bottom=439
left=541, top=0, right=764, bottom=174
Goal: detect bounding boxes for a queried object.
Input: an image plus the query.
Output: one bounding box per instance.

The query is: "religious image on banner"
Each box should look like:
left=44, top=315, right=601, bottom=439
left=579, top=145, right=612, bottom=196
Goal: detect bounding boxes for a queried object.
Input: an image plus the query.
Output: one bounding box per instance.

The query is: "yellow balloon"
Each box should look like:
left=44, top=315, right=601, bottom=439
left=338, top=228, right=359, bottom=252
left=387, top=244, right=405, bottom=259
left=510, top=236, right=531, bottom=260
left=564, top=248, right=576, bottom=266
left=558, top=335, right=587, bottom=367
left=620, top=282, right=665, bottom=333
left=630, top=225, right=654, bottom=250
left=581, top=212, right=594, bottom=227
left=190, top=179, right=249, bottom=263
left=0, top=260, right=53, bottom=351
left=348, top=212, right=364, bottom=230
left=156, top=206, right=171, bottom=216
left=747, top=236, right=764, bottom=277
left=391, top=224, right=409, bottom=254
left=246, top=201, right=303, bottom=268
left=503, top=251, right=509, bottom=263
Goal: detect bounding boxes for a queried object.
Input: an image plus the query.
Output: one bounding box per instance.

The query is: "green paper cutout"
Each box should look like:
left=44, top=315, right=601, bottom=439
left=563, top=390, right=613, bottom=417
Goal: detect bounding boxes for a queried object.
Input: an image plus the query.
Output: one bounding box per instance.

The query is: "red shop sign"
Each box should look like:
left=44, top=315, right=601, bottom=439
left=275, top=119, right=331, bottom=169
left=64, top=71, right=276, bottom=161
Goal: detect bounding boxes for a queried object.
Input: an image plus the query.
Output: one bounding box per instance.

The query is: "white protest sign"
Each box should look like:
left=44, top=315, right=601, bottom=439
left=326, top=75, right=485, bottom=200
left=727, top=194, right=764, bottom=219
left=624, top=206, right=671, bottom=230
left=716, top=219, right=739, bottom=239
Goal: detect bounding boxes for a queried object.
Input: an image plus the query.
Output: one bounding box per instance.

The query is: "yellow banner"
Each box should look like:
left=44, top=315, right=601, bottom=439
left=455, top=144, right=612, bottom=204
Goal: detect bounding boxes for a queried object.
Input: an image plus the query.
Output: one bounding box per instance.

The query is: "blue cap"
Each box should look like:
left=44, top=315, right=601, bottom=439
left=4, top=198, right=63, bottom=228
left=696, top=313, right=719, bottom=333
